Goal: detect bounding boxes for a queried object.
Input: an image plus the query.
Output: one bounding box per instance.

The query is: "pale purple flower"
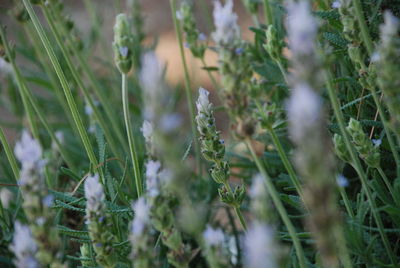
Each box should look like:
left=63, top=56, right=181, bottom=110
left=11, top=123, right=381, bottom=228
left=176, top=10, right=183, bottom=20
left=372, top=139, right=382, bottom=147
left=140, top=52, right=163, bottom=97
left=287, top=83, right=322, bottom=143
left=244, top=223, right=278, bottom=268
left=10, top=222, right=39, bottom=268
left=160, top=113, right=183, bottom=133
left=119, top=46, right=129, bottom=57
left=198, top=33, right=207, bottom=41
left=286, top=1, right=318, bottom=56
left=84, top=174, right=105, bottom=214
left=212, top=0, right=240, bottom=45
left=203, top=225, right=225, bottom=247
left=131, top=197, right=150, bottom=235
left=332, top=1, right=341, bottom=8
left=336, top=174, right=349, bottom=187
left=381, top=11, right=399, bottom=45
left=249, top=174, right=266, bottom=199
left=14, top=131, right=42, bottom=169
left=42, top=194, right=54, bottom=207
left=145, top=160, right=161, bottom=197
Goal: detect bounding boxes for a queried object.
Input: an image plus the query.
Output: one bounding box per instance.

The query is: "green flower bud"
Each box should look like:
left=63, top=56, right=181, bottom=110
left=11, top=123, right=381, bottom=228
left=113, top=14, right=134, bottom=73
left=264, top=25, right=284, bottom=63
left=333, top=134, right=351, bottom=163
left=210, top=162, right=229, bottom=184
left=347, top=118, right=380, bottom=168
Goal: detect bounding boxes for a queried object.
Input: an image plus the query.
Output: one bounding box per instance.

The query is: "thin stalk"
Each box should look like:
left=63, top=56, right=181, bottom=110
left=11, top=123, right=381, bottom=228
left=377, top=167, right=399, bottom=205
left=245, top=138, right=307, bottom=268
left=352, top=0, right=374, bottom=55
left=0, top=128, right=20, bottom=181
left=122, top=74, right=143, bottom=197
left=200, top=58, right=219, bottom=90
left=170, top=0, right=202, bottom=174
left=40, top=5, right=122, bottom=163
left=22, top=0, right=99, bottom=170
left=338, top=187, right=355, bottom=218
left=263, top=0, right=274, bottom=26
left=222, top=181, right=247, bottom=230
left=24, top=23, right=80, bottom=140
left=47, top=7, right=127, bottom=157
left=0, top=27, right=76, bottom=171
left=269, top=128, right=303, bottom=196
left=276, top=60, right=289, bottom=85
left=324, top=69, right=397, bottom=265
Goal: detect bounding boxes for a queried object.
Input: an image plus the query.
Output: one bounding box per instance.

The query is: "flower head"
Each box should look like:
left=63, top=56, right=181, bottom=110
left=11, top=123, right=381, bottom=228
left=10, top=221, right=39, bottom=268
left=141, top=120, right=153, bottom=144
left=84, top=174, right=105, bottom=214
left=212, top=0, right=240, bottom=45
left=287, top=83, right=322, bottom=143
left=286, top=1, right=317, bottom=56
left=145, top=160, right=161, bottom=197
left=244, top=223, right=278, bottom=268
left=196, top=87, right=212, bottom=114
left=381, top=11, right=399, bottom=45
left=203, top=225, right=225, bottom=247
left=14, top=131, right=42, bottom=169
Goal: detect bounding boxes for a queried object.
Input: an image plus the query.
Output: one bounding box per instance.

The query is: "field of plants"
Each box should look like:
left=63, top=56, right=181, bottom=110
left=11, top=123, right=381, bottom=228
left=1, top=0, right=400, bottom=267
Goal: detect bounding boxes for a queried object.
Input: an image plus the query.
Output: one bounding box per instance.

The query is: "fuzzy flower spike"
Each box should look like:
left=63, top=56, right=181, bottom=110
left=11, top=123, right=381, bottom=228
left=212, top=0, right=240, bottom=46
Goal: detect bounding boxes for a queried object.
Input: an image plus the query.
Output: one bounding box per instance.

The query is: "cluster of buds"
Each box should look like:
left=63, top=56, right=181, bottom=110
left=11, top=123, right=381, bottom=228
left=212, top=0, right=255, bottom=137
left=346, top=118, right=381, bottom=168
left=196, top=88, right=245, bottom=207
left=375, top=12, right=400, bottom=134
left=202, top=225, right=230, bottom=267
left=177, top=1, right=207, bottom=59
left=84, top=174, right=117, bottom=268
left=14, top=131, right=63, bottom=267
left=127, top=0, right=145, bottom=69
left=333, top=133, right=351, bottom=163
left=113, top=14, right=134, bottom=74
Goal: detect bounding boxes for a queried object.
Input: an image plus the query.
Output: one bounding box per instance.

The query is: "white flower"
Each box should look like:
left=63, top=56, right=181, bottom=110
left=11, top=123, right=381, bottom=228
left=212, top=0, right=240, bottom=45
left=286, top=1, right=317, bottom=56
left=14, top=131, right=42, bottom=169
left=287, top=83, right=322, bottom=143
left=145, top=160, right=161, bottom=197
left=84, top=174, right=105, bottom=214
left=196, top=87, right=211, bottom=113
left=131, top=197, right=150, bottom=235
left=381, top=11, right=399, bottom=46
left=249, top=173, right=266, bottom=199
left=203, top=225, right=225, bottom=247
left=141, top=120, right=153, bottom=144
left=244, top=222, right=278, bottom=268
left=0, top=188, right=13, bottom=209
left=140, top=52, right=163, bottom=97
left=10, top=221, right=39, bottom=268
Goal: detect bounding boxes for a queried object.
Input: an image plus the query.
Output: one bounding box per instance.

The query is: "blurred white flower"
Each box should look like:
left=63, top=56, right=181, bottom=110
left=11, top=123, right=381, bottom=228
left=212, top=0, right=240, bottom=45
left=141, top=120, right=153, bottom=144
left=145, top=160, right=161, bottom=197
left=0, top=188, right=13, bottom=209
left=14, top=131, right=42, bottom=169
left=381, top=11, right=399, bottom=45
left=140, top=52, right=163, bottom=98
left=244, top=222, right=278, bottom=268
left=84, top=174, right=105, bottom=215
left=331, top=1, right=341, bottom=8
left=203, top=225, right=225, bottom=247
left=286, top=1, right=317, bottom=56
left=10, top=221, right=39, bottom=268
left=131, top=197, right=150, bottom=235
left=287, top=83, right=322, bottom=143
left=249, top=173, right=266, bottom=199
left=160, top=113, right=183, bottom=133
left=196, top=87, right=211, bottom=113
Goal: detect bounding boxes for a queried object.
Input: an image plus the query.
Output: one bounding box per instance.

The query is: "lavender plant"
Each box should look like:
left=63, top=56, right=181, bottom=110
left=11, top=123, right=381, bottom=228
left=1, top=0, right=400, bottom=267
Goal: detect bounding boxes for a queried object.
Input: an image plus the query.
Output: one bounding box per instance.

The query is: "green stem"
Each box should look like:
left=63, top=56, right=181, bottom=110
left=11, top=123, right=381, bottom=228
left=122, top=74, right=143, bottom=197
left=170, top=0, right=202, bottom=175
left=352, top=0, right=374, bottom=55
left=0, top=27, right=76, bottom=171
left=324, top=69, right=397, bottom=265
left=245, top=138, right=307, bottom=268
left=222, top=181, right=247, bottom=230
left=22, top=0, right=99, bottom=170
left=263, top=0, right=274, bottom=26
left=40, top=5, right=122, bottom=166
left=0, top=128, right=20, bottom=181
left=269, top=128, right=303, bottom=196
left=200, top=58, right=219, bottom=90
left=338, top=186, right=355, bottom=218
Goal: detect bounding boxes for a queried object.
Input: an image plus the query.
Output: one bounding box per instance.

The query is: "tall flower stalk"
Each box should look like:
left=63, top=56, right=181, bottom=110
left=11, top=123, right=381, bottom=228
left=113, top=13, right=143, bottom=197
